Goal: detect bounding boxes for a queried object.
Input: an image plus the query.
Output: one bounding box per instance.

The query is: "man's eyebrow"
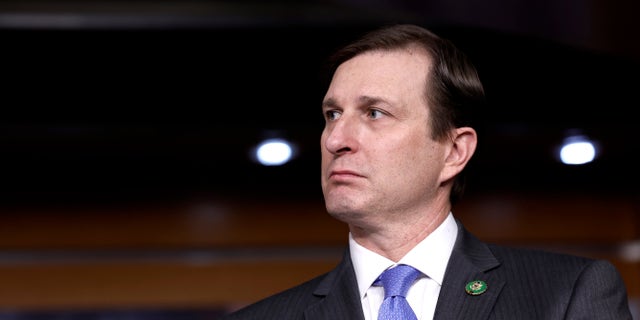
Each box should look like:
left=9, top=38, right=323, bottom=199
left=322, top=97, right=338, bottom=109
left=322, top=95, right=389, bottom=109
left=357, top=95, right=386, bottom=106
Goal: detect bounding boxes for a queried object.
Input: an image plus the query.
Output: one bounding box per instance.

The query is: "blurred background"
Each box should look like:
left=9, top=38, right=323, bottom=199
left=0, top=0, right=639, bottom=319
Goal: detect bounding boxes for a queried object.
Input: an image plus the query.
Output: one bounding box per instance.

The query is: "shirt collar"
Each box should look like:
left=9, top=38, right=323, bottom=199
left=349, top=212, right=458, bottom=298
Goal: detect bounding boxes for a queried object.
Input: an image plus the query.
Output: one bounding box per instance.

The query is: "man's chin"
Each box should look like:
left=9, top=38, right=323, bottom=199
left=325, top=203, right=367, bottom=223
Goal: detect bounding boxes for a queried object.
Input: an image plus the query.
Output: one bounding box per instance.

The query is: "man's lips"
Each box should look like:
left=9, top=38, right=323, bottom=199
left=329, top=170, right=364, bottom=179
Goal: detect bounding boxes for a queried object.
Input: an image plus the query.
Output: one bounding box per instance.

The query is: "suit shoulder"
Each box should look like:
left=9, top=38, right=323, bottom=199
left=220, top=272, right=328, bottom=320
left=486, top=243, right=620, bottom=281
left=488, top=244, right=590, bottom=265
left=483, top=244, right=632, bottom=319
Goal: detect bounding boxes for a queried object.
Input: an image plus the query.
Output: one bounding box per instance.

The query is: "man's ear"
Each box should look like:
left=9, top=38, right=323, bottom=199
left=440, top=127, right=477, bottom=183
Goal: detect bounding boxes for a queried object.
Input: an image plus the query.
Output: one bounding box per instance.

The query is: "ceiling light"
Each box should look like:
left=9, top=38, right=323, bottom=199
left=558, top=134, right=597, bottom=165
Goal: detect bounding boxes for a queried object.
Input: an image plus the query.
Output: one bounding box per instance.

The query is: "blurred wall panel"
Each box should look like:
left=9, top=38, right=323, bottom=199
left=0, top=193, right=637, bottom=317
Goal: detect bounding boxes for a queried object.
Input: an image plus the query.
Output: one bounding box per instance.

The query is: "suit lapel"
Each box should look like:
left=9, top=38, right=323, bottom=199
left=304, top=249, right=365, bottom=320
left=301, top=222, right=504, bottom=320
left=434, top=221, right=505, bottom=320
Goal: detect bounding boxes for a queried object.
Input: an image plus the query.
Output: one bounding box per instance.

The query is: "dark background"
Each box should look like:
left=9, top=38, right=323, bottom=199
left=1, top=0, right=639, bottom=204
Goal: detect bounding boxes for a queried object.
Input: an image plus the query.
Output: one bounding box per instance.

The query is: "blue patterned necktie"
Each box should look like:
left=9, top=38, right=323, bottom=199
left=375, top=264, right=421, bottom=320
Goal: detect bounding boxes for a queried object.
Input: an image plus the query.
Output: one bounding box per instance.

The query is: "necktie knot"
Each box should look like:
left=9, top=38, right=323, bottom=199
left=376, top=264, right=421, bottom=298
left=375, top=264, right=421, bottom=320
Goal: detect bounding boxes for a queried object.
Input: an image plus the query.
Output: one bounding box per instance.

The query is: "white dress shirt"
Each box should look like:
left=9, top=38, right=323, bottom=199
left=349, top=212, right=458, bottom=320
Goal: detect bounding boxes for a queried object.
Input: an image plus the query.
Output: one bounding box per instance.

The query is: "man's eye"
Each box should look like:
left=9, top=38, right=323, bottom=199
left=368, top=109, right=384, bottom=119
left=325, top=110, right=341, bottom=121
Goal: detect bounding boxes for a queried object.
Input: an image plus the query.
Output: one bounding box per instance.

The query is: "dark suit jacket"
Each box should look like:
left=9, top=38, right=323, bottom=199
left=221, top=220, right=633, bottom=319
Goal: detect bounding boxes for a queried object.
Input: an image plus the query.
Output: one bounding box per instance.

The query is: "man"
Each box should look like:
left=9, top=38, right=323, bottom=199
left=222, top=24, right=633, bottom=319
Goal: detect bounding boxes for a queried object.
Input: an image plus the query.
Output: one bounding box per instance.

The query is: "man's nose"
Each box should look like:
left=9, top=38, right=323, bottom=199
left=323, top=116, right=358, bottom=155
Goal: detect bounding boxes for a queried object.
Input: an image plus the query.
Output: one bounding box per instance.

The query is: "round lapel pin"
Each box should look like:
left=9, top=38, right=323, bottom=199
left=465, top=280, right=487, bottom=295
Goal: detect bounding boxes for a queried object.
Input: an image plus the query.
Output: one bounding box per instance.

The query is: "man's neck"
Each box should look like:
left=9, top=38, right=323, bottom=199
left=349, top=207, right=450, bottom=262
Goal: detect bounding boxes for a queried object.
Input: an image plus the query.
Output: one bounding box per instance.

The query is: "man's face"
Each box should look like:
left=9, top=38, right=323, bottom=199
left=320, top=48, right=451, bottom=227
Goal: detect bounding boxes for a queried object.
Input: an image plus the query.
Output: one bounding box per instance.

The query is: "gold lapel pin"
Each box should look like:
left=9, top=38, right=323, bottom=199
left=465, top=280, right=487, bottom=296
